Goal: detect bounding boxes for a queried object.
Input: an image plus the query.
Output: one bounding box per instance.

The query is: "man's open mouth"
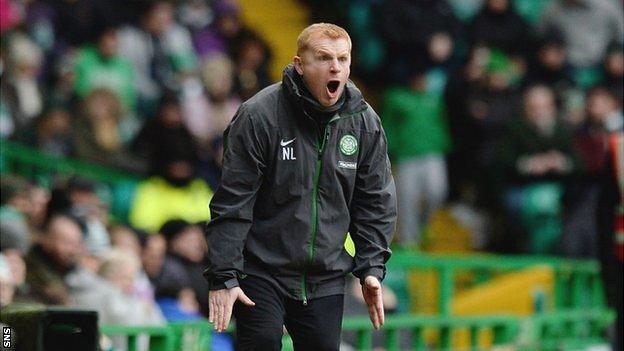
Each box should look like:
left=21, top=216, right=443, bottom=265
left=327, top=80, right=340, bottom=94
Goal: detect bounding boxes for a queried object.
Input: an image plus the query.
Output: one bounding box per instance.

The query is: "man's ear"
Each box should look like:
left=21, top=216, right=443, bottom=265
left=293, top=56, right=304, bottom=75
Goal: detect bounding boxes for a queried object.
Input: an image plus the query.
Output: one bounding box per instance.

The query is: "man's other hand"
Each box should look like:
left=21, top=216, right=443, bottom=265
left=209, top=287, right=255, bottom=332
left=361, top=275, right=384, bottom=329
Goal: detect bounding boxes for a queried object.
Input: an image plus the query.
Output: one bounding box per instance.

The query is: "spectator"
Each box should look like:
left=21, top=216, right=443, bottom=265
left=183, top=53, right=240, bottom=149
left=66, top=178, right=113, bottom=258
left=97, top=249, right=165, bottom=325
left=468, top=0, right=532, bottom=57
left=154, top=220, right=209, bottom=316
left=181, top=54, right=239, bottom=188
left=72, top=88, right=146, bottom=173
left=117, top=0, right=198, bottom=115
left=22, top=0, right=56, bottom=55
left=11, top=0, right=57, bottom=95
left=379, top=0, right=461, bottom=82
left=444, top=44, right=489, bottom=202
left=575, top=87, right=623, bottom=171
left=602, top=43, right=624, bottom=105
left=110, top=225, right=141, bottom=255
left=73, top=24, right=136, bottom=112
left=26, top=185, right=50, bottom=234
left=24, top=213, right=85, bottom=305
left=47, top=50, right=78, bottom=111
left=72, top=248, right=165, bottom=351
left=192, top=0, right=242, bottom=58
left=0, top=191, right=29, bottom=307
left=1, top=175, right=34, bottom=255
left=382, top=68, right=451, bottom=247
left=47, top=0, right=118, bottom=49
left=422, top=30, right=458, bottom=95
left=0, top=248, right=27, bottom=301
left=1, top=176, right=51, bottom=249
left=0, top=254, right=15, bottom=307
left=177, top=0, right=214, bottom=33
left=231, top=31, right=272, bottom=100
left=497, top=85, right=580, bottom=253
left=524, top=32, right=574, bottom=88
left=128, top=151, right=213, bottom=232
left=109, top=225, right=157, bottom=304
left=45, top=178, right=113, bottom=268
left=565, top=87, right=623, bottom=258
left=151, top=223, right=201, bottom=325
left=152, top=220, right=235, bottom=351
left=0, top=0, right=22, bottom=33
left=132, top=93, right=198, bottom=175
left=0, top=33, right=44, bottom=136
left=141, top=233, right=167, bottom=284
left=540, top=0, right=624, bottom=69
left=33, top=108, right=73, bottom=157
left=463, top=47, right=524, bottom=211
left=524, top=31, right=584, bottom=127
left=595, top=108, right=623, bottom=351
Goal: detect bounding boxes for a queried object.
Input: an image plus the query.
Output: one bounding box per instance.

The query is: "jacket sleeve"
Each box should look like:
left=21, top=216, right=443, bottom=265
left=349, top=114, right=398, bottom=284
left=203, top=106, right=267, bottom=290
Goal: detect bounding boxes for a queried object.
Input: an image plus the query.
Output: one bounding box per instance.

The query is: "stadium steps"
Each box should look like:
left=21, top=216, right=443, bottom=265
left=237, top=0, right=309, bottom=81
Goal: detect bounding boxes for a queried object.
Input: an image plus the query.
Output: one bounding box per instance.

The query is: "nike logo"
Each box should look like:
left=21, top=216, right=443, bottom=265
left=280, top=138, right=296, bottom=146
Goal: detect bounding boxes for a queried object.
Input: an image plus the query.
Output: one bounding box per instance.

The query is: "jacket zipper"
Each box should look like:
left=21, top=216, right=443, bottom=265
left=301, top=115, right=340, bottom=305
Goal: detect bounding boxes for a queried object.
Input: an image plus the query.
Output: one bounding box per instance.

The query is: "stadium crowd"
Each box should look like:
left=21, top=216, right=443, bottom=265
left=0, top=0, right=622, bottom=349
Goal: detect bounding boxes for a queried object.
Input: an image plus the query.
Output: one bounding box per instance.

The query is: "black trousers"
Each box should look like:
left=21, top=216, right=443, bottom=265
left=233, top=275, right=344, bottom=351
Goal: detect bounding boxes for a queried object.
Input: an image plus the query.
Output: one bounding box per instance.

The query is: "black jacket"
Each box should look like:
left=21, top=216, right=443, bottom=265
left=203, top=65, right=397, bottom=302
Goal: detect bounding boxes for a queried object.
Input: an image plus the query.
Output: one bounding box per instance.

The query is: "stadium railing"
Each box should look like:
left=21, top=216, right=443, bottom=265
left=387, top=250, right=607, bottom=315
left=99, top=321, right=213, bottom=351
left=341, top=308, right=614, bottom=351
left=99, top=324, right=175, bottom=351
left=99, top=308, right=614, bottom=351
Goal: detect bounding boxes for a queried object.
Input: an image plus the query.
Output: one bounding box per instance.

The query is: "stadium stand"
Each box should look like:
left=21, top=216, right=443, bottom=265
left=1, top=0, right=622, bottom=350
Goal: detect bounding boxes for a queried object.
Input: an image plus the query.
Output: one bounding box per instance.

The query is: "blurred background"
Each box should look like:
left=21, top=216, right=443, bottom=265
left=0, top=0, right=622, bottom=350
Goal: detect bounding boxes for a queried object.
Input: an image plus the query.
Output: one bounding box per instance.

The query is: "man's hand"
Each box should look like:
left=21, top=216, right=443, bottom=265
left=361, top=276, right=384, bottom=330
left=209, top=287, right=255, bottom=332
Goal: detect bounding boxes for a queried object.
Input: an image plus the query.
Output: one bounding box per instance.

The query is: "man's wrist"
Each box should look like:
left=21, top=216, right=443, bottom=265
left=209, top=277, right=240, bottom=290
left=358, top=267, right=384, bottom=285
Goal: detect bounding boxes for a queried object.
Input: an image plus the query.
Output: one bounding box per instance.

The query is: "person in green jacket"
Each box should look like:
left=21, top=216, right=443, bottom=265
left=74, top=25, right=136, bottom=113
left=382, top=69, right=451, bottom=247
